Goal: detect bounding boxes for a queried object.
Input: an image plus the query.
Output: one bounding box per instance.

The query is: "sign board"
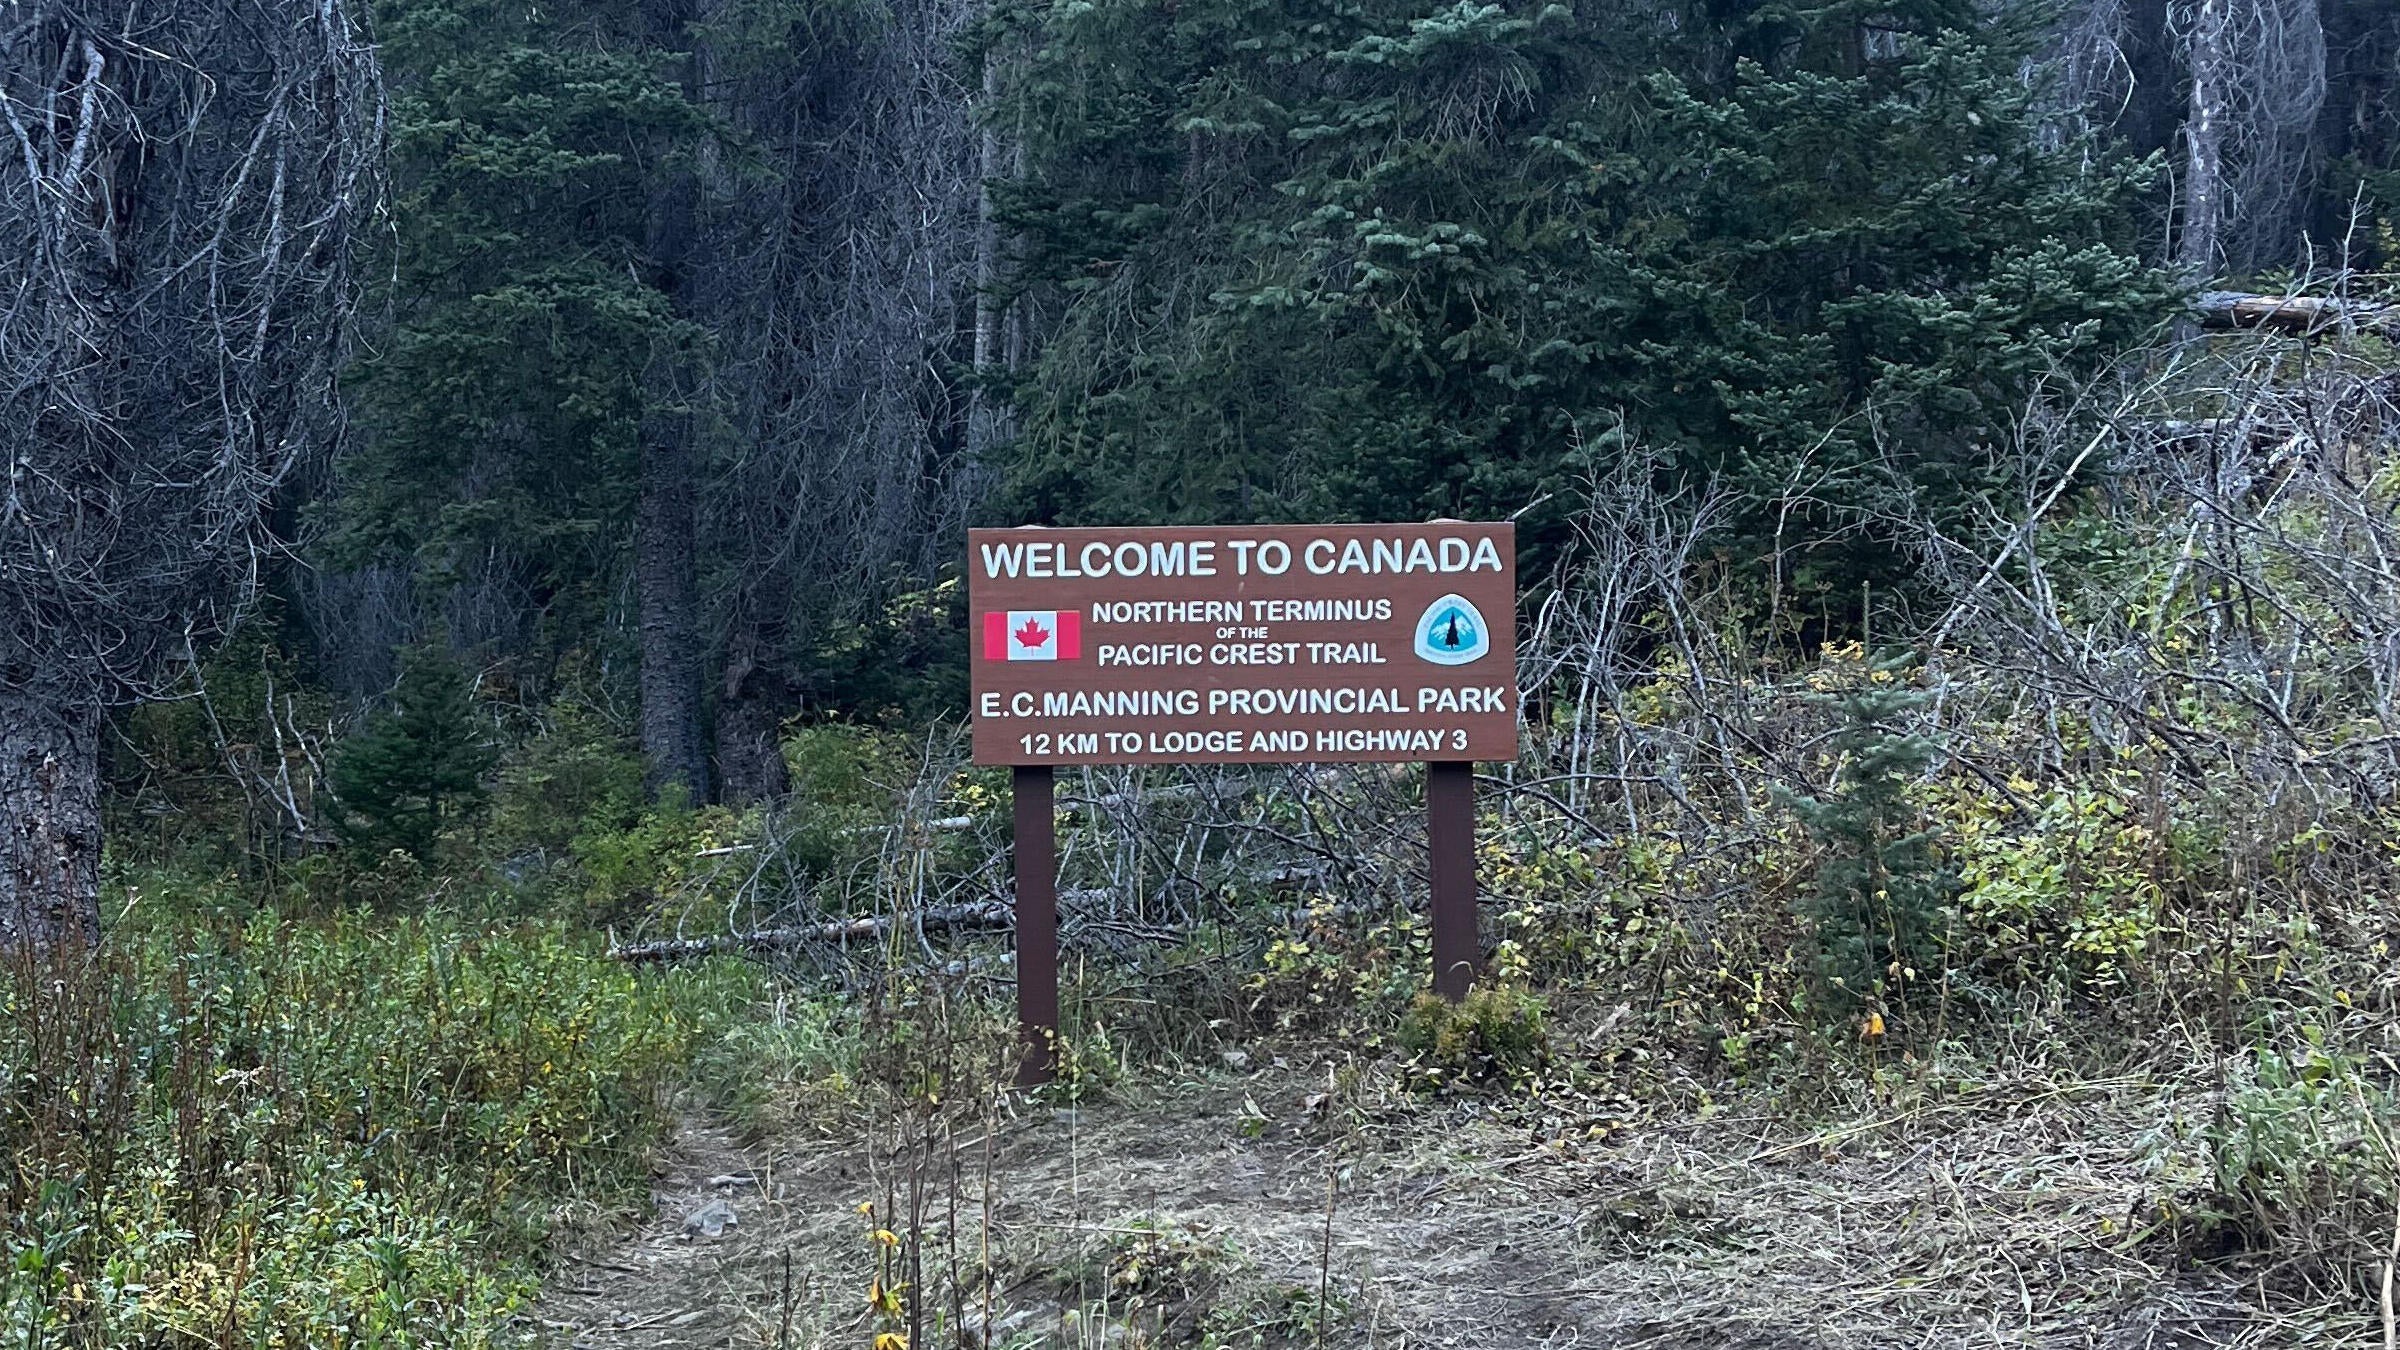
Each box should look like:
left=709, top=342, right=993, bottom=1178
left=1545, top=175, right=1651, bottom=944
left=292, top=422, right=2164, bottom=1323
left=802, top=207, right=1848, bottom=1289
left=969, top=523, right=1516, bottom=766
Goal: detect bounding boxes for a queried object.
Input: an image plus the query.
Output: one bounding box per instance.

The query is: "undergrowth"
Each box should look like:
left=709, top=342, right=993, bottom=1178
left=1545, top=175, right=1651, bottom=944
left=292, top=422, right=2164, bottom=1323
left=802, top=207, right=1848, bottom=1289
left=0, top=878, right=760, bottom=1348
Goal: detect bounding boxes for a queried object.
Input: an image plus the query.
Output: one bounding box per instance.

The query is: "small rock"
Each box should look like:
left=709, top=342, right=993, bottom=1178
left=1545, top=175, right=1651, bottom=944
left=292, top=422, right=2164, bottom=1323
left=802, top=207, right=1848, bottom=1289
left=963, top=1307, right=1041, bottom=1343
left=1220, top=1048, right=1251, bottom=1072
left=681, top=1198, right=739, bottom=1239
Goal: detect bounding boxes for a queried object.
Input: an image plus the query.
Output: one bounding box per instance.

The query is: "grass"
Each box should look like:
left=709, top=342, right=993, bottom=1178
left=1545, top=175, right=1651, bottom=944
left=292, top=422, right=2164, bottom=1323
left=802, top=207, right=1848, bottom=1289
left=0, top=876, right=764, bottom=1348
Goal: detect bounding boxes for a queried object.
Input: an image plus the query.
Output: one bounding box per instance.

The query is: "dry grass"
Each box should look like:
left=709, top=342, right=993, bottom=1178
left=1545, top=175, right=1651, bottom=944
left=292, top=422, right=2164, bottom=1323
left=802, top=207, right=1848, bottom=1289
left=533, top=1032, right=2372, bottom=1349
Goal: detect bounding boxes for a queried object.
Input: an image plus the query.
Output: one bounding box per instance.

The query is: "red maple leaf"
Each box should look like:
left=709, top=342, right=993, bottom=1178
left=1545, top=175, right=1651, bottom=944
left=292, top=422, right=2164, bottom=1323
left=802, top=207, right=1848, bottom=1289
left=1013, top=616, right=1051, bottom=650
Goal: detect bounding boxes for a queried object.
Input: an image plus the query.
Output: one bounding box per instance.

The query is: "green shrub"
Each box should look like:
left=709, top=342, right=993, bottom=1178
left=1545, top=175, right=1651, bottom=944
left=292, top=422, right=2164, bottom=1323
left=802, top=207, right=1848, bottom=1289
left=780, top=723, right=918, bottom=881
left=686, top=994, right=866, bottom=1138
left=487, top=702, right=647, bottom=861
left=2188, top=1034, right=2398, bottom=1277
left=1397, top=986, right=1547, bottom=1091
left=1778, top=668, right=1955, bottom=1025
left=1244, top=910, right=1427, bottom=1038
left=564, top=793, right=748, bottom=929
left=1947, top=777, right=2166, bottom=993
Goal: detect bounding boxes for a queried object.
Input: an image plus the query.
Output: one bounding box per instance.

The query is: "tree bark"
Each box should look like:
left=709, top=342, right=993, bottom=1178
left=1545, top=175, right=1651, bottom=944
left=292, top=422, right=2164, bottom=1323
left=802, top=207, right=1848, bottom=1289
left=0, top=694, right=101, bottom=954
left=638, top=358, right=709, bottom=804
left=636, top=0, right=711, bottom=806
left=636, top=275, right=706, bottom=803
left=966, top=46, right=1005, bottom=472
left=2196, top=289, right=2400, bottom=336
left=2179, top=0, right=2230, bottom=274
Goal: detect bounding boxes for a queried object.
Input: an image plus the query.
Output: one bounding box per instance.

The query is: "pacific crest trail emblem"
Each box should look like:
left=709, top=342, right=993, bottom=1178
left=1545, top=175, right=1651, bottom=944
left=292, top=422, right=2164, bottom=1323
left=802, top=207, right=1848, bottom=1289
left=1412, top=594, right=1489, bottom=666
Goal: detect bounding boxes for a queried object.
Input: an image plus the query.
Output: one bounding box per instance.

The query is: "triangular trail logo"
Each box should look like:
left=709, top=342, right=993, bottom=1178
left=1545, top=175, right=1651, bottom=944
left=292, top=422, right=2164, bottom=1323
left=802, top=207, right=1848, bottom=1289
left=1412, top=595, right=1489, bottom=666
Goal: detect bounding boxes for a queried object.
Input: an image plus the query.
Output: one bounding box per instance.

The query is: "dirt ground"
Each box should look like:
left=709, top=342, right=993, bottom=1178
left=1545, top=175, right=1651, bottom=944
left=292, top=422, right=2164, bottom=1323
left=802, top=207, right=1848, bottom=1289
left=530, top=1059, right=2344, bottom=1349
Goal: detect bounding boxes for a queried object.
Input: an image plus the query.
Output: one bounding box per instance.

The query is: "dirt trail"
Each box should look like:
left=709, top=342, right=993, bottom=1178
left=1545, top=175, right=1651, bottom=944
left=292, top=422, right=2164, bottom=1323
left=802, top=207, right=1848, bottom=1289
left=534, top=1116, right=766, bottom=1347
left=533, top=1062, right=2309, bottom=1349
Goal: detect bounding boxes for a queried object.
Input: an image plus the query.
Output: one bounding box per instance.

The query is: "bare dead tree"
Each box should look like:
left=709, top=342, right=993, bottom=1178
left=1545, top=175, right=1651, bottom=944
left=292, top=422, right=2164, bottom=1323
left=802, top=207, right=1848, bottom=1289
left=2042, top=0, right=2136, bottom=143
left=2043, top=0, right=2327, bottom=271
left=1917, top=285, right=2400, bottom=809
left=2177, top=0, right=2234, bottom=272
left=2166, top=0, right=2325, bottom=272
left=0, top=0, right=382, bottom=950
left=694, top=0, right=993, bottom=801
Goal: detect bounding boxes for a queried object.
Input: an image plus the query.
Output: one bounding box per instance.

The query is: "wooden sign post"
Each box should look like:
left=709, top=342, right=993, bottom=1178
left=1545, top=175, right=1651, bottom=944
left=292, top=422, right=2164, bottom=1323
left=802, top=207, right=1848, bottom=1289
left=970, top=523, right=1517, bottom=1085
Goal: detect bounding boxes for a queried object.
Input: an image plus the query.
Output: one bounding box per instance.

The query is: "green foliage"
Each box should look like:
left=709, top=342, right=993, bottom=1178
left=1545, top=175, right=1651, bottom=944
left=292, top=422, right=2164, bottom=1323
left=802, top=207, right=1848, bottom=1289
left=488, top=701, right=650, bottom=861
left=564, top=794, right=748, bottom=928
left=1246, top=909, right=1431, bottom=1036
left=686, top=995, right=867, bottom=1139
left=1947, top=777, right=2168, bottom=992
left=0, top=891, right=757, bottom=1346
left=2190, top=1033, right=2397, bottom=1269
left=780, top=723, right=920, bottom=877
left=329, top=0, right=716, bottom=677
left=328, top=648, right=499, bottom=862
left=105, top=614, right=336, bottom=874
left=992, top=0, right=2173, bottom=587
left=1779, top=665, right=1954, bottom=1019
left=792, top=577, right=972, bottom=726
left=1396, top=986, right=1547, bottom=1090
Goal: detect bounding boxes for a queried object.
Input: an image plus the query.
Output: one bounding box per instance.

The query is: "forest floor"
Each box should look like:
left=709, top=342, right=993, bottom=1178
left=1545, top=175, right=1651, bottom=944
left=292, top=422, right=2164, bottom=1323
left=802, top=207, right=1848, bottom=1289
left=530, top=1054, right=2345, bottom=1350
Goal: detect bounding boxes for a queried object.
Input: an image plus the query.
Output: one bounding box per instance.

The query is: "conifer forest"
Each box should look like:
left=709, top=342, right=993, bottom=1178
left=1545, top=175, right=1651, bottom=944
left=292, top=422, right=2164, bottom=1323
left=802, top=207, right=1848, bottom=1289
left=7, top=0, right=2400, bottom=1343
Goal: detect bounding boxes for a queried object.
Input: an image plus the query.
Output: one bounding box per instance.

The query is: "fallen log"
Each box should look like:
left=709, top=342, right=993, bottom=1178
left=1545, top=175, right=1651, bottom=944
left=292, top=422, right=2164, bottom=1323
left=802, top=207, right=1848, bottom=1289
left=609, top=888, right=1393, bottom=964
left=608, top=889, right=1136, bottom=963
left=609, top=901, right=1014, bottom=963
left=2195, top=290, right=2400, bottom=340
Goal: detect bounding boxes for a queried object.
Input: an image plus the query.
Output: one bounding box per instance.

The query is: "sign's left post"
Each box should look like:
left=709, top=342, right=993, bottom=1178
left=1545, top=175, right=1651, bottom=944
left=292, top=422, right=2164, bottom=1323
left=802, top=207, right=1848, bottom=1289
left=1011, top=763, right=1060, bottom=1086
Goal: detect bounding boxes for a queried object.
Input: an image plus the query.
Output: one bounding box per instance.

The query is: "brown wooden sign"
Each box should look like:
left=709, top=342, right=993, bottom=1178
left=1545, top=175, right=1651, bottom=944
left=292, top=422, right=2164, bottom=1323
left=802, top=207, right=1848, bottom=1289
left=969, top=523, right=1517, bottom=766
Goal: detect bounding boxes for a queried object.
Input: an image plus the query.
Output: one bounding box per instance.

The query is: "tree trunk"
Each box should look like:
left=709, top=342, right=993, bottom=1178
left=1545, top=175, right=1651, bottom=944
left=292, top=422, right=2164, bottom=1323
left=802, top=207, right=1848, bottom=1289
left=638, top=362, right=709, bottom=804
left=636, top=0, right=711, bottom=806
left=0, top=694, right=101, bottom=954
left=2179, top=0, right=2230, bottom=274
left=966, top=47, right=1005, bottom=472
left=636, top=223, right=707, bottom=802
left=2121, top=0, right=2183, bottom=167
left=2196, top=289, right=2400, bottom=336
left=966, top=28, right=1025, bottom=477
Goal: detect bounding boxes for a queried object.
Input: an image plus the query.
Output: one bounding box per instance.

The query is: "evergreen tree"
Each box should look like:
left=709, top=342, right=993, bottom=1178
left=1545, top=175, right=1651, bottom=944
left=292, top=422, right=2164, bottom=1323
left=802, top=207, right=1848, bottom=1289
left=1779, top=670, right=1955, bottom=1018
left=324, top=0, right=713, bottom=681
left=329, top=650, right=500, bottom=860
left=991, top=0, right=2175, bottom=595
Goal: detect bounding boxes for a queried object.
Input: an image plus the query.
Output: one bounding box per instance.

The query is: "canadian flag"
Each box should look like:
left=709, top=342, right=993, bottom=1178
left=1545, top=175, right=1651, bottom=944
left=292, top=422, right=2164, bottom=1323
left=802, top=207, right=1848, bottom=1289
left=984, top=610, right=1081, bottom=661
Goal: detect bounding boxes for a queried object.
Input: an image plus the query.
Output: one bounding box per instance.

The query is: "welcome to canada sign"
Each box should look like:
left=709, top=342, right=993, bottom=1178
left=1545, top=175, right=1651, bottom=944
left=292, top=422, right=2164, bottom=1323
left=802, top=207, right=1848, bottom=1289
left=969, top=524, right=1517, bottom=766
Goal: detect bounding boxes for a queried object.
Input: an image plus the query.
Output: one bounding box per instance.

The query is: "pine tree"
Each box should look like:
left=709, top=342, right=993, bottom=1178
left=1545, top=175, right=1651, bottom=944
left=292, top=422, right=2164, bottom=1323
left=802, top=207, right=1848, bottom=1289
left=324, top=0, right=712, bottom=688
left=991, top=0, right=2175, bottom=593
left=329, top=650, right=500, bottom=861
left=1780, top=671, right=1955, bottom=1017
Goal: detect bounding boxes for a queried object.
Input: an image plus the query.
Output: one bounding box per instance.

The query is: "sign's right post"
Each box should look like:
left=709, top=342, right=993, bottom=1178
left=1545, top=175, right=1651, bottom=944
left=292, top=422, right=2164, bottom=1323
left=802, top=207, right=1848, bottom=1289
left=1426, top=760, right=1478, bottom=1000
